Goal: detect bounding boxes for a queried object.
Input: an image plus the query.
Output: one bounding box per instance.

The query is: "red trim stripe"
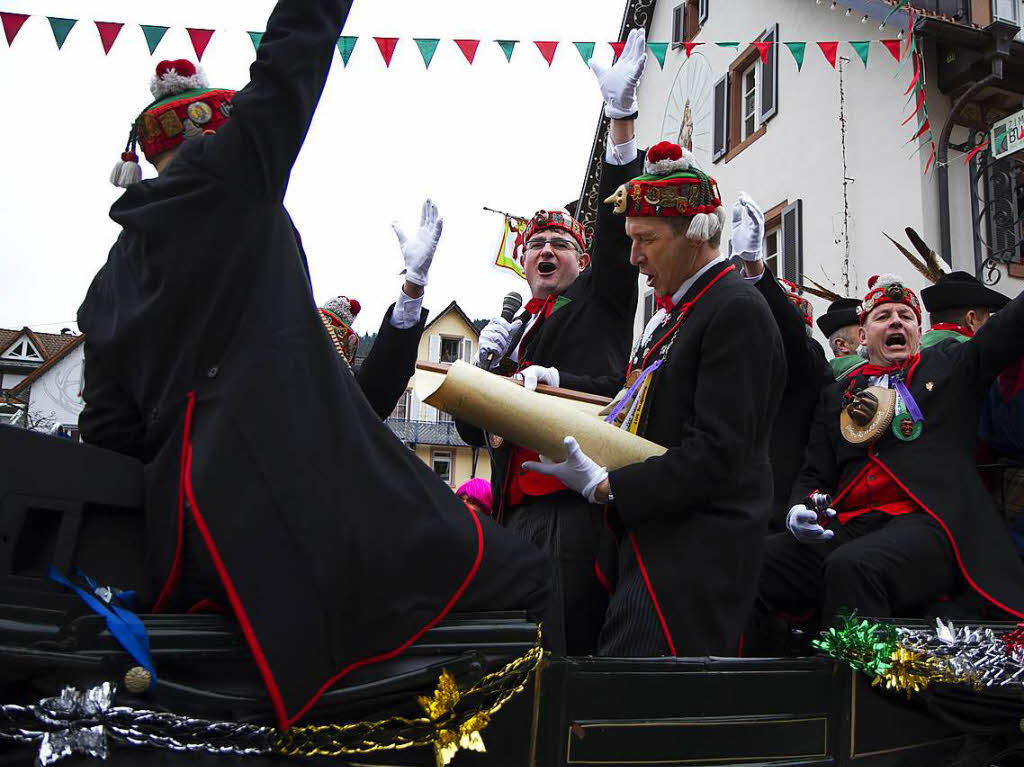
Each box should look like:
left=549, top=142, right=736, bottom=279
left=594, top=559, right=614, bottom=595
left=628, top=532, right=677, bottom=656
left=870, top=452, right=1024, bottom=620
left=152, top=392, right=196, bottom=613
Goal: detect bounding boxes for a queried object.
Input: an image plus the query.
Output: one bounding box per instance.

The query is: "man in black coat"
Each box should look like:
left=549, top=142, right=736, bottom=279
left=757, top=274, right=1024, bottom=626
left=818, top=298, right=866, bottom=380
left=77, top=0, right=549, bottom=730
left=526, top=141, right=786, bottom=656
left=454, top=30, right=644, bottom=655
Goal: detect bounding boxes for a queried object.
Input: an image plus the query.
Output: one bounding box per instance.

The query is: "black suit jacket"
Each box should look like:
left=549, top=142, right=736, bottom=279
left=356, top=305, right=427, bottom=420
left=607, top=261, right=787, bottom=655
left=790, top=290, right=1024, bottom=619
left=457, top=155, right=641, bottom=519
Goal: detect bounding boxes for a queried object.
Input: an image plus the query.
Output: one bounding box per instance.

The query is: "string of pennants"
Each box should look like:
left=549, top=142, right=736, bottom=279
left=0, top=12, right=911, bottom=69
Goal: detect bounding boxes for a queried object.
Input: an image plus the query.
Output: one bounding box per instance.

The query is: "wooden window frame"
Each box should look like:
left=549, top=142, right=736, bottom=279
left=671, top=0, right=703, bottom=47
left=724, top=43, right=767, bottom=162
left=762, top=200, right=788, bottom=278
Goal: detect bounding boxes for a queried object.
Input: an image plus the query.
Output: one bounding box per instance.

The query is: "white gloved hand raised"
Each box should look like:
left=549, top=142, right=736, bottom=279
left=588, top=27, right=647, bottom=119
left=730, top=191, right=765, bottom=262
left=476, top=317, right=523, bottom=368
left=515, top=365, right=560, bottom=391
left=522, top=436, right=608, bottom=504
left=786, top=504, right=837, bottom=544
left=393, top=198, right=443, bottom=287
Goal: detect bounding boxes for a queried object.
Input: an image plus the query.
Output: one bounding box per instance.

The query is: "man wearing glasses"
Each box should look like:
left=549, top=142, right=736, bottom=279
left=456, top=29, right=647, bottom=655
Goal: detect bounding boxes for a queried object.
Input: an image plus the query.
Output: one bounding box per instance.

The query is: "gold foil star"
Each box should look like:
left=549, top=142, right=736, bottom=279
left=418, top=671, right=460, bottom=721
left=433, top=713, right=490, bottom=766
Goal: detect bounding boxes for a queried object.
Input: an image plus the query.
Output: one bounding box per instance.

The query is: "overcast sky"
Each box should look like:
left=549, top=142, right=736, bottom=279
left=0, top=0, right=625, bottom=333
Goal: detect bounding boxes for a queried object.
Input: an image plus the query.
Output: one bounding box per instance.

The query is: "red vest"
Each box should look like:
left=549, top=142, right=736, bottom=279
left=836, top=456, right=921, bottom=524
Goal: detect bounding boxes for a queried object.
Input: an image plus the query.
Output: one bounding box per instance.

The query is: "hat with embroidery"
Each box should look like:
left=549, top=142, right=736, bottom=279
left=858, top=274, right=922, bottom=325
left=514, top=209, right=588, bottom=264
left=110, top=59, right=236, bottom=188
left=320, top=295, right=362, bottom=363
left=604, top=140, right=725, bottom=242
left=779, top=278, right=814, bottom=334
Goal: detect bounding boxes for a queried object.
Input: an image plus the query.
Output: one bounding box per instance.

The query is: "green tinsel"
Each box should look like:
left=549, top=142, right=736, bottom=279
left=812, top=614, right=897, bottom=678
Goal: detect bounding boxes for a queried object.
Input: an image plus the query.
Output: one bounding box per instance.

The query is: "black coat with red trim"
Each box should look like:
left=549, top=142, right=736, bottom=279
left=355, top=305, right=428, bottom=420
left=77, top=0, right=543, bottom=730
left=789, top=290, right=1024, bottom=619
left=455, top=155, right=641, bottom=520
left=606, top=262, right=787, bottom=655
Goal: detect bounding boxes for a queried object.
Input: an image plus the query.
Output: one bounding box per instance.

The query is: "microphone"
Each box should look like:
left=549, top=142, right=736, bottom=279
left=483, top=291, right=523, bottom=370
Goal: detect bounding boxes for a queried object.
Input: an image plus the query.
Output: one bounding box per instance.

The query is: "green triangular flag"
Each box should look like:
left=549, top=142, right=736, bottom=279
left=337, top=36, right=357, bottom=66
left=414, top=38, right=439, bottom=68
left=140, top=24, right=169, bottom=55
left=47, top=17, right=76, bottom=49
left=716, top=42, right=740, bottom=49
left=647, top=42, right=668, bottom=69
left=850, top=40, right=870, bottom=67
left=496, top=39, right=517, bottom=62
left=784, top=41, right=806, bottom=71
left=573, top=41, right=595, bottom=64
left=247, top=31, right=263, bottom=51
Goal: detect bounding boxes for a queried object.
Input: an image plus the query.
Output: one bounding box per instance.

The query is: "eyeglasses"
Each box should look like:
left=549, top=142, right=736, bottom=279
left=524, top=237, right=580, bottom=254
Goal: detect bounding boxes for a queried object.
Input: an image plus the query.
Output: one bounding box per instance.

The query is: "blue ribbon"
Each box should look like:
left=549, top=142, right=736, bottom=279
left=604, top=360, right=663, bottom=425
left=48, top=566, right=156, bottom=680
left=894, top=379, right=924, bottom=424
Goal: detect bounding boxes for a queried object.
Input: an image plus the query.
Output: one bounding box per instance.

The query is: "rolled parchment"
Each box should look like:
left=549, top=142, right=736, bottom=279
left=420, top=360, right=666, bottom=470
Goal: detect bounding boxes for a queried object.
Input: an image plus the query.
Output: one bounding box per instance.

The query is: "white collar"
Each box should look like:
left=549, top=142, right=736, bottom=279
left=668, top=254, right=727, bottom=308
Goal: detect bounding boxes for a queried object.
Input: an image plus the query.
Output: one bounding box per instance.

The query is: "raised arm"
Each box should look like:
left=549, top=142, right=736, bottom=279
left=192, top=0, right=353, bottom=199
left=957, top=287, right=1024, bottom=392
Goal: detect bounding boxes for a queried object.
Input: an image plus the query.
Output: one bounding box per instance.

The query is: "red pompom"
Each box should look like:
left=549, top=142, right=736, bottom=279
left=697, top=205, right=707, bottom=214
left=349, top=299, right=361, bottom=316
left=647, top=141, right=683, bottom=164
left=156, top=59, right=196, bottom=79
left=121, top=151, right=138, bottom=162
left=867, top=274, right=879, bottom=289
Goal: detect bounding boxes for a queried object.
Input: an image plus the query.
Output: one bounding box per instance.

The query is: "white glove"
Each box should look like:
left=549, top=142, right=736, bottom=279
left=393, top=198, right=443, bottom=287
left=516, top=365, right=560, bottom=391
left=522, top=436, right=609, bottom=504
left=476, top=317, right=523, bottom=368
left=786, top=504, right=837, bottom=544
left=730, top=191, right=765, bottom=263
left=588, top=27, right=647, bottom=119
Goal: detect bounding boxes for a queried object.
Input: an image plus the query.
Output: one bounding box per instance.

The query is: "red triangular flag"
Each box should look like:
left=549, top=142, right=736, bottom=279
left=912, top=118, right=931, bottom=141
left=817, top=41, right=838, bottom=68
left=882, top=39, right=902, bottom=62
left=753, top=41, right=772, bottom=65
left=684, top=41, right=703, bottom=58
left=94, top=21, right=124, bottom=55
left=901, top=88, right=925, bottom=126
left=904, top=5, right=915, bottom=58
left=454, top=38, right=480, bottom=64
left=0, top=12, right=29, bottom=46
left=374, top=36, right=398, bottom=67
left=964, top=140, right=990, bottom=165
left=905, top=54, right=920, bottom=96
left=534, top=40, right=558, bottom=66
left=609, top=41, right=627, bottom=61
left=186, top=28, right=215, bottom=61
left=924, top=142, right=936, bottom=174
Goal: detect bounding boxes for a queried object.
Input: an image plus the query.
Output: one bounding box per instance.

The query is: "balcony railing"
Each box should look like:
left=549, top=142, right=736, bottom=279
left=915, top=0, right=971, bottom=21
left=386, top=418, right=471, bottom=447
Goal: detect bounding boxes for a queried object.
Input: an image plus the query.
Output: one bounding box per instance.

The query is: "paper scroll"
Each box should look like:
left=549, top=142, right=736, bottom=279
left=420, top=360, right=666, bottom=470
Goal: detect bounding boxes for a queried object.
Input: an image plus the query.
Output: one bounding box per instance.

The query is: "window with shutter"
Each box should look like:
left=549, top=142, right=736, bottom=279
left=462, top=338, right=473, bottom=362
left=712, top=73, right=728, bottom=161
left=759, top=24, right=779, bottom=124
left=780, top=200, right=803, bottom=283
left=672, top=4, right=684, bottom=44
left=428, top=335, right=441, bottom=363
left=698, top=0, right=709, bottom=26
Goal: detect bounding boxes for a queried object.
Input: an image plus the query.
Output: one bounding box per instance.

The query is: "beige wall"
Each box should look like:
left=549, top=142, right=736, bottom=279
left=414, top=445, right=492, bottom=491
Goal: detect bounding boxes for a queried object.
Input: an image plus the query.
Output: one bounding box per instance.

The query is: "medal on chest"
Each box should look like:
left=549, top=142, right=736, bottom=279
left=890, top=378, right=924, bottom=441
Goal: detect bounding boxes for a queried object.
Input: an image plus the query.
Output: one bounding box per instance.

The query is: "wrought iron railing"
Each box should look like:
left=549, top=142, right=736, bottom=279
left=385, top=418, right=470, bottom=447
left=966, top=129, right=1024, bottom=285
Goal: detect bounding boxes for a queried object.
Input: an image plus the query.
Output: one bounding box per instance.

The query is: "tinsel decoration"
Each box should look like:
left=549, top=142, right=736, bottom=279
left=1000, top=624, right=1024, bottom=661
left=1, top=629, right=545, bottom=765
left=811, top=614, right=897, bottom=676
left=873, top=647, right=957, bottom=698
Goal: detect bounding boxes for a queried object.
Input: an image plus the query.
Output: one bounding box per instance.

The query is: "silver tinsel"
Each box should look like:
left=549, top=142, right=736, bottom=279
left=897, top=618, right=1024, bottom=688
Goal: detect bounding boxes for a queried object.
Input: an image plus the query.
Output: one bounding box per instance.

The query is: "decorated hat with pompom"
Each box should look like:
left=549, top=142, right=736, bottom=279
left=110, top=59, right=235, bottom=188
left=514, top=209, right=588, bottom=263
left=858, top=274, right=922, bottom=324
left=320, top=295, right=361, bottom=363
left=604, top=141, right=725, bottom=242
left=779, top=278, right=814, bottom=331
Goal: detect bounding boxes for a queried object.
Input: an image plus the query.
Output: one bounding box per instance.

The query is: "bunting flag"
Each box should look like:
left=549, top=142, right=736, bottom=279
left=784, top=41, right=806, bottom=70
left=850, top=40, right=870, bottom=67
left=882, top=39, right=902, bottom=61
left=716, top=41, right=740, bottom=49
left=494, top=215, right=527, bottom=279
left=534, top=40, right=557, bottom=66
left=374, top=36, right=398, bottom=67
left=1, top=11, right=28, bottom=45
left=901, top=88, right=925, bottom=125
left=94, top=21, right=123, bottom=55
left=337, top=35, right=357, bottom=66
left=496, top=39, right=516, bottom=61
left=453, top=38, right=479, bottom=64
left=818, top=41, right=838, bottom=68
left=47, top=16, right=75, bottom=49
left=186, top=28, right=214, bottom=60
left=752, top=40, right=771, bottom=65
left=924, top=142, right=936, bottom=174
left=609, top=40, right=626, bottom=61
left=142, top=24, right=169, bottom=54
left=573, top=41, right=594, bottom=64
left=647, top=41, right=668, bottom=69
left=683, top=41, right=703, bottom=57
left=912, top=117, right=931, bottom=141
left=415, top=38, right=439, bottom=68
left=964, top=140, right=990, bottom=165
left=247, top=31, right=263, bottom=52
